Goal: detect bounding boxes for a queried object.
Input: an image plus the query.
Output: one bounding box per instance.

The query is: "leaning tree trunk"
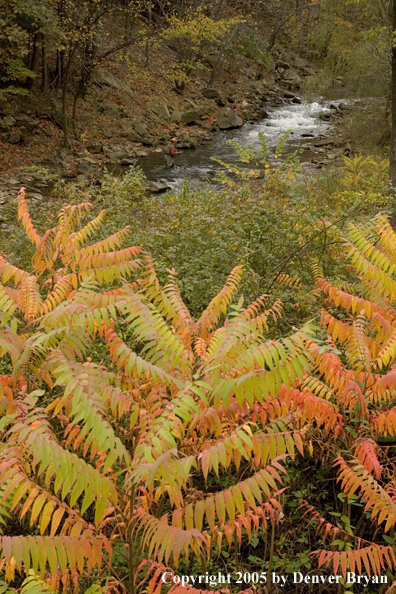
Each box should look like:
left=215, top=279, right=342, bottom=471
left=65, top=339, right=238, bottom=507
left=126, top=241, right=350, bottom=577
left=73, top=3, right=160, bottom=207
left=391, top=0, right=396, bottom=188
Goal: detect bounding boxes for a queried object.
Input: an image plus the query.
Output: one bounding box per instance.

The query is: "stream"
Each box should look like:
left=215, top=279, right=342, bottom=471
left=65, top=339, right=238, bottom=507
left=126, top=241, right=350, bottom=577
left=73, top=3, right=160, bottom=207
left=110, top=98, right=347, bottom=193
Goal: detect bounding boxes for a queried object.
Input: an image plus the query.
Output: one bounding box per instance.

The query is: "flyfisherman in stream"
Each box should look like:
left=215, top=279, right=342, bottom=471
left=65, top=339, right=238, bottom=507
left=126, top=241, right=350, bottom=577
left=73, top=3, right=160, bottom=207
left=164, top=137, right=182, bottom=168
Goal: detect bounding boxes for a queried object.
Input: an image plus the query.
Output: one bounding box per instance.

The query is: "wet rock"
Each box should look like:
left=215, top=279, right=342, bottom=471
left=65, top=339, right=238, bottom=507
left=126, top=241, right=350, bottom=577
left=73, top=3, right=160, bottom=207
left=319, top=112, right=331, bottom=121
left=257, top=109, right=269, bottom=119
left=121, top=158, right=136, bottom=165
left=217, top=107, right=243, bottom=129
left=146, top=181, right=171, bottom=194
left=283, top=91, right=296, bottom=99
left=291, top=96, right=302, bottom=104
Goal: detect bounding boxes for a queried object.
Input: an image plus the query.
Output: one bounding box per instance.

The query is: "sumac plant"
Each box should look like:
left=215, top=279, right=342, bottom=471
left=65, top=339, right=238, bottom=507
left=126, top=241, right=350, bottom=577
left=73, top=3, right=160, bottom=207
left=301, top=215, right=396, bottom=589
left=0, top=199, right=343, bottom=593
left=0, top=188, right=142, bottom=324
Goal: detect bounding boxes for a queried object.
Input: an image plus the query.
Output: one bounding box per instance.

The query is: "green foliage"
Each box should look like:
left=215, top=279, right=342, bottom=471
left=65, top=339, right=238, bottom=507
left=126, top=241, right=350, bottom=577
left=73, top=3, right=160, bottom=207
left=233, top=30, right=274, bottom=69
left=306, top=0, right=389, bottom=97
left=161, top=9, right=243, bottom=90
left=0, top=0, right=57, bottom=90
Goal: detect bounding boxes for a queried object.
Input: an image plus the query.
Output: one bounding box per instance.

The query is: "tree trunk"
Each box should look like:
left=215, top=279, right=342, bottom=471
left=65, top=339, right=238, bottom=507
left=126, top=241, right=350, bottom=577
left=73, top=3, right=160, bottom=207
left=61, top=46, right=78, bottom=149
left=26, top=32, right=42, bottom=90
left=72, top=84, right=84, bottom=137
left=62, top=81, right=70, bottom=149
left=54, top=50, right=64, bottom=89
left=390, top=0, right=396, bottom=188
left=72, top=70, right=91, bottom=137
left=41, top=35, right=48, bottom=92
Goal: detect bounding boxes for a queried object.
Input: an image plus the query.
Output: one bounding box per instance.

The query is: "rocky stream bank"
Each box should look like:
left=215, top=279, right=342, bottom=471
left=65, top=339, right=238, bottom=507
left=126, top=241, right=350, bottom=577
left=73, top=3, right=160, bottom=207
left=0, top=51, right=356, bottom=203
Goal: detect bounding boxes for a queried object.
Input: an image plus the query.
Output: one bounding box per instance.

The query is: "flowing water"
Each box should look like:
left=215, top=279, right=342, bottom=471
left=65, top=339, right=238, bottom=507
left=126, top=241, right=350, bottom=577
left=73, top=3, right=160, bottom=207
left=110, top=98, right=347, bottom=193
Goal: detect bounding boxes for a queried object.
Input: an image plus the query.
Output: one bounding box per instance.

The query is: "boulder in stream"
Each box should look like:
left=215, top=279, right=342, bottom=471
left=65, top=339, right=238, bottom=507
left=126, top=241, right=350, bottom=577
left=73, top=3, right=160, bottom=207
left=319, top=112, right=332, bottom=121
left=217, top=107, right=243, bottom=129
left=256, top=109, right=269, bottom=119
left=146, top=181, right=171, bottom=194
left=281, top=68, right=301, bottom=85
